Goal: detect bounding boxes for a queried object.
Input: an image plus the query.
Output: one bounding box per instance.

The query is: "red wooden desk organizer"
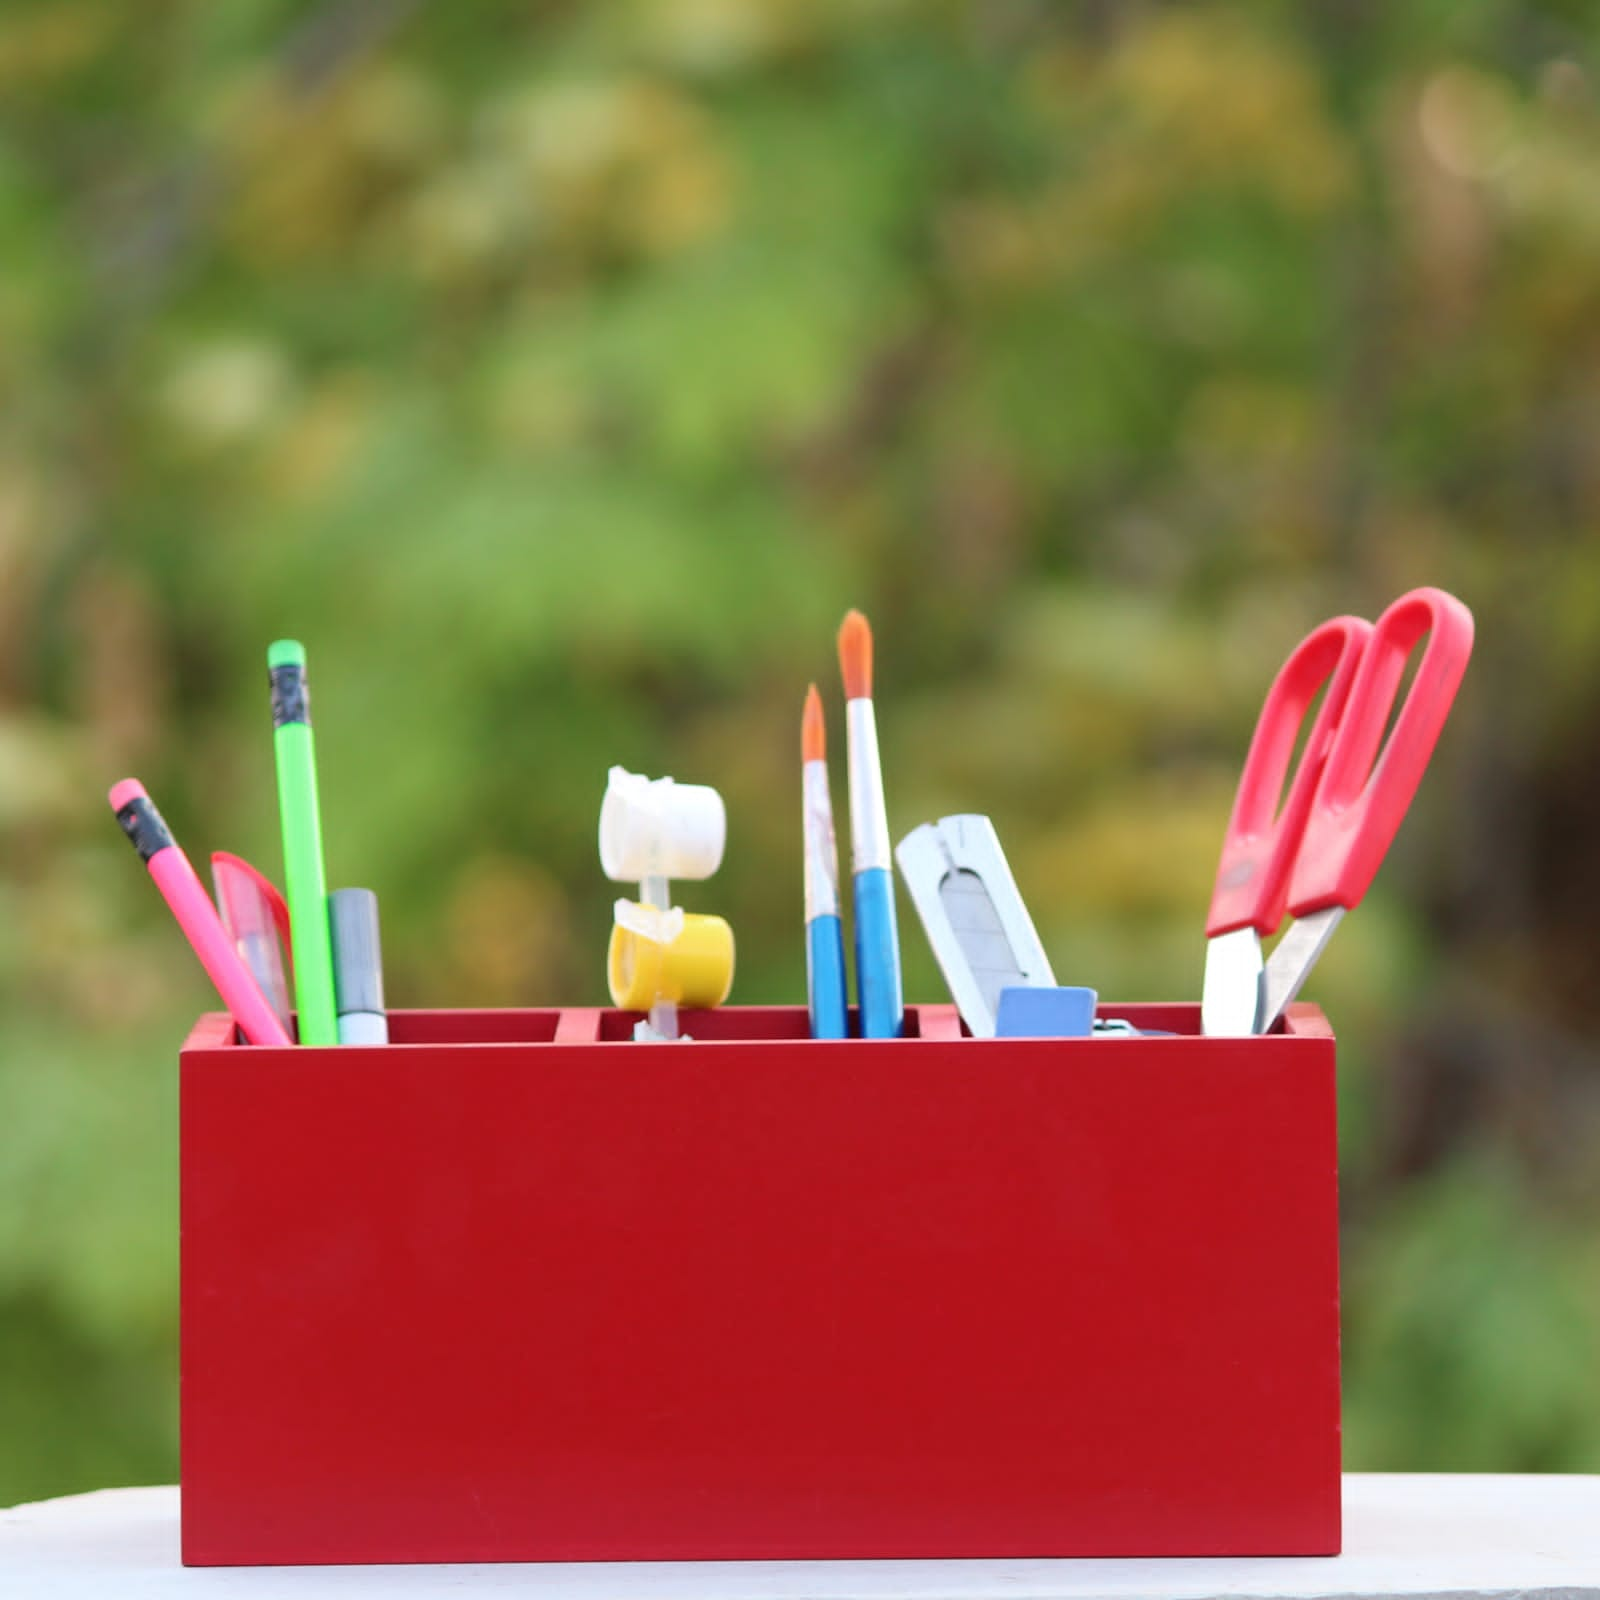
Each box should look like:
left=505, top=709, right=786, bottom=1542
left=179, top=1002, right=1341, bottom=1566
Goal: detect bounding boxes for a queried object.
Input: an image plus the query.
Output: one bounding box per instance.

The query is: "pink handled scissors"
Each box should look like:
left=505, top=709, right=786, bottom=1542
left=1201, top=587, right=1475, bottom=1036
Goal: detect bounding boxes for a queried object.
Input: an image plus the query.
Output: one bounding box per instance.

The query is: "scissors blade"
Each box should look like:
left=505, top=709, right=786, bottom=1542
left=1202, top=925, right=1265, bottom=1036
left=1257, top=905, right=1346, bottom=1033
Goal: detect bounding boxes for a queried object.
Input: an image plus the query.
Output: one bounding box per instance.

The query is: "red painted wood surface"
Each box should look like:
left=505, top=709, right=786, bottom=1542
left=179, top=1003, right=1341, bottom=1566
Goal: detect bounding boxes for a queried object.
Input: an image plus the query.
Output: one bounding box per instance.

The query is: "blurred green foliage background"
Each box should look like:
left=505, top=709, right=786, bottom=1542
left=4, top=0, right=1600, bottom=1506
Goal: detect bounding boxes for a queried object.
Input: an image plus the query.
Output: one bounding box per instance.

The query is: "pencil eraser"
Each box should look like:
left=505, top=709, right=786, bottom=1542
left=994, top=986, right=1098, bottom=1039
left=108, top=778, right=148, bottom=812
left=267, top=639, right=306, bottom=669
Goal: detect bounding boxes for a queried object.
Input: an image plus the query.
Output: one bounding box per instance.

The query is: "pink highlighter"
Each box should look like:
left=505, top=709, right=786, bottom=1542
left=109, top=779, right=293, bottom=1047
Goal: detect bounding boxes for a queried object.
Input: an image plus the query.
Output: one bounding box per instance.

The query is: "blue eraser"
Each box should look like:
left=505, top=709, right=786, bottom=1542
left=994, top=985, right=1098, bottom=1038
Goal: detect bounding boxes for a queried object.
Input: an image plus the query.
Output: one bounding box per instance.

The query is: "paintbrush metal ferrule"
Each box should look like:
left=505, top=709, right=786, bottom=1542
left=802, top=758, right=840, bottom=923
left=845, top=698, right=892, bottom=872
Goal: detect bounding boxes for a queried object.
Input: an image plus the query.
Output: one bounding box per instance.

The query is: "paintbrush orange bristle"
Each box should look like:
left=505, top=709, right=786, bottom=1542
left=837, top=609, right=873, bottom=700
left=802, top=683, right=826, bottom=762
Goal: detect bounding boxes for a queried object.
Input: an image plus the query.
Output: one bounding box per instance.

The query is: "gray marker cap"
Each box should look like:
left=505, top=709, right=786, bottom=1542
left=329, top=888, right=387, bottom=1043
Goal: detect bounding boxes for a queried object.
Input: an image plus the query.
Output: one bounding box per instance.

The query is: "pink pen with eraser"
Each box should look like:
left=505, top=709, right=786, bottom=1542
left=109, top=780, right=292, bottom=1047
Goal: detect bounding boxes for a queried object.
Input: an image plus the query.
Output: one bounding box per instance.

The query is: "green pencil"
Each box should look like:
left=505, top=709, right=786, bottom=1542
left=268, top=639, right=338, bottom=1045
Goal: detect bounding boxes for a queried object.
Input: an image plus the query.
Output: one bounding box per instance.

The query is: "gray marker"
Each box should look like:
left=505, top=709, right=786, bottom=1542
left=329, top=888, right=387, bottom=1045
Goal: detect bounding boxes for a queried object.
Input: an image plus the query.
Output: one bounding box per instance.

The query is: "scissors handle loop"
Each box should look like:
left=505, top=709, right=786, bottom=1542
left=1205, top=616, right=1371, bottom=939
left=1286, top=587, right=1474, bottom=918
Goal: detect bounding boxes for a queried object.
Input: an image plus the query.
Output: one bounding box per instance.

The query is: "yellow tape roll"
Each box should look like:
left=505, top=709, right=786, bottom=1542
left=607, top=908, right=735, bottom=1011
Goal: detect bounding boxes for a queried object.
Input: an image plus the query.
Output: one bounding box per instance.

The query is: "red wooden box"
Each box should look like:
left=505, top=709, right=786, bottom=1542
left=179, top=1002, right=1341, bottom=1566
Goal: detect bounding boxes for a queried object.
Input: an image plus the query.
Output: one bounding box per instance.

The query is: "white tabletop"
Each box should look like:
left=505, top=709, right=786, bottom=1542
left=2, top=1476, right=1598, bottom=1597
